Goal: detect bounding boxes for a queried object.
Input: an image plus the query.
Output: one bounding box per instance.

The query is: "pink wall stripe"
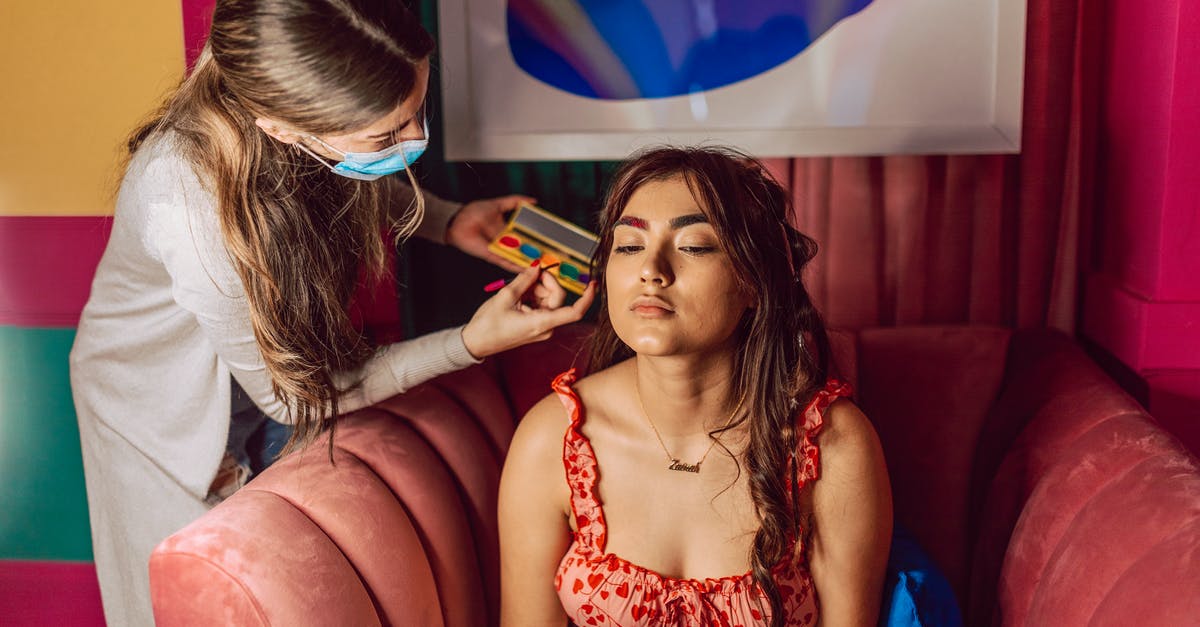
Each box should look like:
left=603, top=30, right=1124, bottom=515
left=1160, top=1, right=1200, bottom=301
left=0, top=214, right=403, bottom=336
left=182, top=0, right=215, bottom=69
left=0, top=560, right=105, bottom=627
left=0, top=217, right=111, bottom=328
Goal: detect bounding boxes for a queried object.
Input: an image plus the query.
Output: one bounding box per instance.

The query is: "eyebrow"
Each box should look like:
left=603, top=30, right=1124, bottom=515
left=615, top=214, right=710, bottom=230
left=669, top=213, right=709, bottom=229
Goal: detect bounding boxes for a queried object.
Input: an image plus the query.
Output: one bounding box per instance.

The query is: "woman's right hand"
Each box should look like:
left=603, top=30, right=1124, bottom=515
left=460, top=265, right=596, bottom=359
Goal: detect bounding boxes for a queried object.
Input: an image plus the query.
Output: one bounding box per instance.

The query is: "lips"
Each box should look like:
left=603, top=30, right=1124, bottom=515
left=630, top=295, right=674, bottom=316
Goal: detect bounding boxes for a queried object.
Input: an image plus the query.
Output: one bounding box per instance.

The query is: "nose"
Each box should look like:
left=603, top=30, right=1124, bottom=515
left=639, top=248, right=674, bottom=287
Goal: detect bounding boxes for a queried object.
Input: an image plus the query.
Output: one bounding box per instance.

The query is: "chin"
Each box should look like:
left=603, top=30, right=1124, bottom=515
left=620, top=333, right=727, bottom=359
left=617, top=333, right=675, bottom=356
left=613, top=319, right=728, bottom=358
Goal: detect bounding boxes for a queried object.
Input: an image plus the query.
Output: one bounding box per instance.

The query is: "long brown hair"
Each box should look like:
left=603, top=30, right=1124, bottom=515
left=586, top=146, right=831, bottom=625
left=126, top=0, right=434, bottom=451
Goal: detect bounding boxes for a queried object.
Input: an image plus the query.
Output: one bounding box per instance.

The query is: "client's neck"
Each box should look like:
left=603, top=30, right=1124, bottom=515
left=634, top=352, right=743, bottom=437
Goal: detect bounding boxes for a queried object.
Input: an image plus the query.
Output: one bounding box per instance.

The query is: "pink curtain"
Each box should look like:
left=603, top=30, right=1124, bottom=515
left=766, top=0, right=1099, bottom=332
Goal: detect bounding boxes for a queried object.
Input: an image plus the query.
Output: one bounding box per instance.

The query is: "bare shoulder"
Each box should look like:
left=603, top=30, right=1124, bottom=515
left=564, top=360, right=634, bottom=426
left=819, top=399, right=881, bottom=456
left=811, top=398, right=897, bottom=504
left=807, top=397, right=892, bottom=569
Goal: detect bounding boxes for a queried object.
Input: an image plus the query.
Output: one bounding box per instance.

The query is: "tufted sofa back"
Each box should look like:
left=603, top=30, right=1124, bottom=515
left=150, top=325, right=1200, bottom=626
left=969, top=331, right=1200, bottom=625
left=842, top=326, right=1200, bottom=626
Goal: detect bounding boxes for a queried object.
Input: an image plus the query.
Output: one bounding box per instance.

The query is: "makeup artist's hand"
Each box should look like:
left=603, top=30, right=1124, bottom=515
left=445, top=195, right=533, bottom=273
left=461, top=264, right=596, bottom=358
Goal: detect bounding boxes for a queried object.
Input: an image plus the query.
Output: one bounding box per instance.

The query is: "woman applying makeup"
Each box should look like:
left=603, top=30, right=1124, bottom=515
left=69, top=1, right=593, bottom=624
left=499, top=147, right=891, bottom=625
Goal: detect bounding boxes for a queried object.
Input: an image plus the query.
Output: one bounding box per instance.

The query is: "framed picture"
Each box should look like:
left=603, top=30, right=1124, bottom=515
left=437, top=0, right=1026, bottom=161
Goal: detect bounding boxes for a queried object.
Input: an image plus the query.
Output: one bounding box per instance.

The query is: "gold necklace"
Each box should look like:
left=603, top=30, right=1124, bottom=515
left=634, top=378, right=746, bottom=473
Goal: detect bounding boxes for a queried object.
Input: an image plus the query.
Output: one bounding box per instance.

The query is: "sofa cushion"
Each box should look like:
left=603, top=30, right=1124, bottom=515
left=150, top=488, right=384, bottom=627
left=827, top=328, right=859, bottom=390
left=426, top=364, right=515, bottom=458
left=966, top=328, right=1147, bottom=623
left=999, top=416, right=1200, bottom=625
left=1088, top=518, right=1200, bottom=624
left=374, top=381, right=506, bottom=619
left=246, top=423, right=444, bottom=626
left=968, top=329, right=1146, bottom=535
left=856, top=325, right=1011, bottom=602
left=496, top=323, right=594, bottom=417
left=320, top=410, right=488, bottom=626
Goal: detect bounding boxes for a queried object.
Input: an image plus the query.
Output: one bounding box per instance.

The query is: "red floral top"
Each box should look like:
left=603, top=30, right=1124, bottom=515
left=551, top=369, right=852, bottom=626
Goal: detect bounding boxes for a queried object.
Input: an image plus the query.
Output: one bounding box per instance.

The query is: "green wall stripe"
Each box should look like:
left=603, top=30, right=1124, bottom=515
left=0, top=326, right=92, bottom=561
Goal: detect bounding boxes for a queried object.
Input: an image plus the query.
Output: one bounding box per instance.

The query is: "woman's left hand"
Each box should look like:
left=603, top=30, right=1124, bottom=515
left=445, top=195, right=534, bottom=272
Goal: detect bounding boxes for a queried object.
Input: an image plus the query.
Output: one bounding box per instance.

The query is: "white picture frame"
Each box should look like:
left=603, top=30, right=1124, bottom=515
left=438, top=0, right=1026, bottom=161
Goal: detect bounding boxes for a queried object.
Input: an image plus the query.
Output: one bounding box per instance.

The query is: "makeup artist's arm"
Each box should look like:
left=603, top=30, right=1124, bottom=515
left=499, top=393, right=574, bottom=626
left=397, top=182, right=527, bottom=272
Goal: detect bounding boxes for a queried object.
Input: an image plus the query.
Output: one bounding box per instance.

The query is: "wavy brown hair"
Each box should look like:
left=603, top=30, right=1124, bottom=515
left=126, top=0, right=434, bottom=451
left=585, top=146, right=831, bottom=625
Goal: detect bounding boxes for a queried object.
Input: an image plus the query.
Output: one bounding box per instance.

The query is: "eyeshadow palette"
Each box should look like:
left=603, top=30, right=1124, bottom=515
left=487, top=203, right=599, bottom=295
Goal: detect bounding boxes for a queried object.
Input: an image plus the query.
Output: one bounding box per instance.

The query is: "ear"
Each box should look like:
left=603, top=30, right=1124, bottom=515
left=255, top=117, right=303, bottom=145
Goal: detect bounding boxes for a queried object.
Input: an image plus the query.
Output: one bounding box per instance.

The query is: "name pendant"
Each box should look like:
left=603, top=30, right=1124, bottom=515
left=668, top=459, right=701, bottom=473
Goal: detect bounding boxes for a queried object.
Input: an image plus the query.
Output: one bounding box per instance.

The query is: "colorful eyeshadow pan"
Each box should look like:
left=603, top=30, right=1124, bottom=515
left=486, top=203, right=598, bottom=296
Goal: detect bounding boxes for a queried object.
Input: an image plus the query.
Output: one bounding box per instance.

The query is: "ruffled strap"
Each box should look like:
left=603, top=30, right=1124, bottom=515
left=793, top=379, right=853, bottom=490
left=551, top=369, right=607, bottom=553
left=551, top=368, right=583, bottom=431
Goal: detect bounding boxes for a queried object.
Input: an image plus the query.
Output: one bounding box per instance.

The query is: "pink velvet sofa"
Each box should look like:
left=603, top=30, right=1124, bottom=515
left=149, top=325, right=1200, bottom=626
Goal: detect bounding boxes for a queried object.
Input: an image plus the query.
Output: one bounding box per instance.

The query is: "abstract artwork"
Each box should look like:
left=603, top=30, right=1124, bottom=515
left=507, top=0, right=875, bottom=100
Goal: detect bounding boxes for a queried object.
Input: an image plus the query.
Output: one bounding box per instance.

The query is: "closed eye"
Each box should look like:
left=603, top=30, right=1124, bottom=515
left=613, top=245, right=643, bottom=254
left=679, top=246, right=716, bottom=255
left=369, top=114, right=422, bottom=146
left=369, top=127, right=404, bottom=144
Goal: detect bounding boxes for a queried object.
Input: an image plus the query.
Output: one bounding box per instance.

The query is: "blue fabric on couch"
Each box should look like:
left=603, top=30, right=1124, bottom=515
left=879, top=525, right=963, bottom=627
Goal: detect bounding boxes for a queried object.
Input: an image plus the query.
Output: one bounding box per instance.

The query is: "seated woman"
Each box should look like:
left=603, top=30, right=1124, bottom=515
left=499, top=146, right=893, bottom=626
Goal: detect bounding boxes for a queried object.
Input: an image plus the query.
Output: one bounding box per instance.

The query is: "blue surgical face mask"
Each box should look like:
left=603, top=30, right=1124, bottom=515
left=298, top=119, right=429, bottom=181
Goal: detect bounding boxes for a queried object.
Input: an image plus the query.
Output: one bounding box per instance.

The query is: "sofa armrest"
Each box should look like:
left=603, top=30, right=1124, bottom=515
left=151, top=405, right=480, bottom=627
left=150, top=325, right=593, bottom=626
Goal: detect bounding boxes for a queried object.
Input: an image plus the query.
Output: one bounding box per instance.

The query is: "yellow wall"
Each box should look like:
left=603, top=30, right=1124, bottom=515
left=0, top=2, right=184, bottom=216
